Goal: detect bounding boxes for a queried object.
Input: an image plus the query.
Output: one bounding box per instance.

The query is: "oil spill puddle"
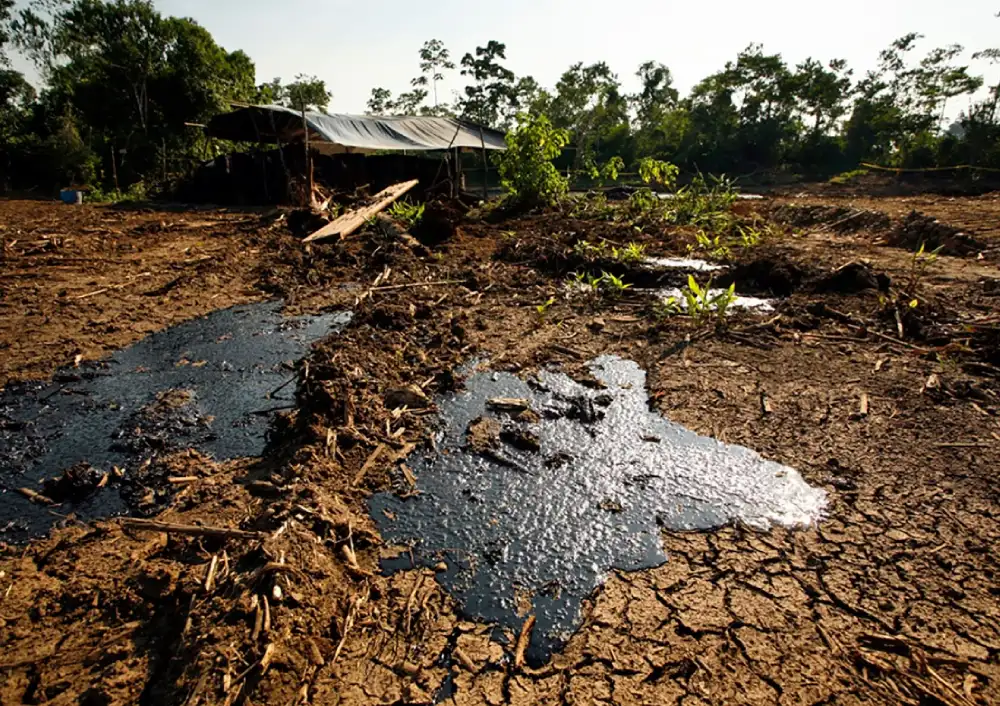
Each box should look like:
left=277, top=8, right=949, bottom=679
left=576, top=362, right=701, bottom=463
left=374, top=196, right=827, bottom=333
left=371, top=356, right=824, bottom=666
left=0, top=302, right=350, bottom=542
left=642, top=256, right=725, bottom=272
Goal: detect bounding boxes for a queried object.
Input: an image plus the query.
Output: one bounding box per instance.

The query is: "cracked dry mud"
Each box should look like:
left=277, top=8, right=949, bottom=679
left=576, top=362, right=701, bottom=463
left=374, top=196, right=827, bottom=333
left=1, top=191, right=999, bottom=705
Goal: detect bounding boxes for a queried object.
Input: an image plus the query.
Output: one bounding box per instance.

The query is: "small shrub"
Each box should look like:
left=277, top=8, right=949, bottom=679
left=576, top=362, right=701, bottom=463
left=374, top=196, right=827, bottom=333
left=657, top=275, right=737, bottom=326
left=667, top=174, right=738, bottom=229
left=496, top=113, right=570, bottom=208
left=86, top=181, right=148, bottom=204
left=600, top=271, right=632, bottom=296
left=638, top=158, right=679, bottom=190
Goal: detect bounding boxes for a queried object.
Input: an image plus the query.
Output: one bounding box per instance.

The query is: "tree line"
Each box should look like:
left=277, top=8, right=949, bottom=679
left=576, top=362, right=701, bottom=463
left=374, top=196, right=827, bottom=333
left=2, top=0, right=998, bottom=195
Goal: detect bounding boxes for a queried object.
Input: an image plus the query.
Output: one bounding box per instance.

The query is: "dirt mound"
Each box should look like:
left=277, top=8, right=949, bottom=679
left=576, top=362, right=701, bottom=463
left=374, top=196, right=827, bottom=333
left=725, top=253, right=811, bottom=296
left=885, top=210, right=986, bottom=256
left=771, top=204, right=892, bottom=233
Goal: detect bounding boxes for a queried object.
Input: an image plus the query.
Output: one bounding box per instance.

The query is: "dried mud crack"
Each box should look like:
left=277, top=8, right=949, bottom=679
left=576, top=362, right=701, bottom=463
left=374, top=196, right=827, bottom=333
left=1, top=193, right=999, bottom=705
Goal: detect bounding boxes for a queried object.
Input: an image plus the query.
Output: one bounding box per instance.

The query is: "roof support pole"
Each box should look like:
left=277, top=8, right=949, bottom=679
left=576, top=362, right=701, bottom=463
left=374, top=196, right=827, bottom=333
left=302, top=108, right=313, bottom=207
left=479, top=125, right=488, bottom=202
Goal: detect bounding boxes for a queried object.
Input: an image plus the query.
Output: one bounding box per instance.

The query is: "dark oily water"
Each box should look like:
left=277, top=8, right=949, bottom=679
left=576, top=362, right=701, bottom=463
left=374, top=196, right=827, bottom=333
left=0, top=302, right=350, bottom=542
left=371, top=356, right=825, bottom=665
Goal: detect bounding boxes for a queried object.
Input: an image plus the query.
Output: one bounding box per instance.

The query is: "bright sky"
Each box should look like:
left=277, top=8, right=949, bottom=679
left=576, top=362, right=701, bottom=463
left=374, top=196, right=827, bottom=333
left=10, top=0, right=1000, bottom=115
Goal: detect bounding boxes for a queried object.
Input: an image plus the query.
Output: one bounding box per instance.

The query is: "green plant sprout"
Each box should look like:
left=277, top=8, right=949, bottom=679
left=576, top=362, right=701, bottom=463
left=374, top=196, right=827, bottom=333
left=655, top=276, right=738, bottom=326
left=600, top=271, right=632, bottom=295
left=536, top=296, right=556, bottom=320
left=611, top=242, right=647, bottom=263
left=387, top=200, right=426, bottom=227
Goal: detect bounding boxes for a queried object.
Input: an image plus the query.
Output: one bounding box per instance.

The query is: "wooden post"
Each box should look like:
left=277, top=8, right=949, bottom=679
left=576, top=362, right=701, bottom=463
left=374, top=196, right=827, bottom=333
left=302, top=108, right=313, bottom=207
left=268, top=109, right=290, bottom=203
left=110, top=143, right=119, bottom=192
left=478, top=125, right=488, bottom=201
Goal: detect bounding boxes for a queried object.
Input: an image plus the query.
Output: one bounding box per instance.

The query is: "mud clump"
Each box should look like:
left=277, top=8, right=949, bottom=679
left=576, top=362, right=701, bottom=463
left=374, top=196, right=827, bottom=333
left=111, top=388, right=214, bottom=456
left=42, top=463, right=106, bottom=503
left=411, top=201, right=462, bottom=246
left=813, top=262, right=891, bottom=294
left=726, top=255, right=809, bottom=297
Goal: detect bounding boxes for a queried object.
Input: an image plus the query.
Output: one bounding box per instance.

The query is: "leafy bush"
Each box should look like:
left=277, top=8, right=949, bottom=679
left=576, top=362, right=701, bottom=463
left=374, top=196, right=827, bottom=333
left=496, top=114, right=570, bottom=207
left=86, top=181, right=149, bottom=204
left=637, top=158, right=679, bottom=190
left=667, top=174, right=739, bottom=229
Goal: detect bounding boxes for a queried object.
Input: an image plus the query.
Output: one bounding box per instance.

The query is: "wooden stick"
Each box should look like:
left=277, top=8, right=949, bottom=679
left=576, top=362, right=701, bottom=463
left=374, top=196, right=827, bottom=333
left=18, top=487, right=56, bottom=505
left=368, top=279, right=463, bottom=292
left=120, top=518, right=264, bottom=540
left=514, top=615, right=536, bottom=670
left=204, top=555, right=219, bottom=593
left=352, top=443, right=388, bottom=485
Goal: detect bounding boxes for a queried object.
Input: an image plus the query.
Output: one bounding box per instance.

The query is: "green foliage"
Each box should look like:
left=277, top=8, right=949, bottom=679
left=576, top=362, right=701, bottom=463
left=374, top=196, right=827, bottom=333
left=638, top=157, right=679, bottom=189
left=459, top=41, right=519, bottom=128
left=690, top=229, right=730, bottom=259
left=600, top=271, right=632, bottom=295
left=667, top=174, right=739, bottom=229
left=5, top=0, right=257, bottom=192
left=496, top=113, right=570, bottom=207
left=657, top=276, right=738, bottom=326
left=611, top=242, right=646, bottom=263
left=572, top=239, right=608, bottom=259
left=387, top=200, right=426, bottom=227
left=905, top=241, right=943, bottom=291
left=535, top=296, right=556, bottom=321
left=87, top=180, right=148, bottom=203
left=829, top=168, right=869, bottom=184
left=566, top=271, right=632, bottom=297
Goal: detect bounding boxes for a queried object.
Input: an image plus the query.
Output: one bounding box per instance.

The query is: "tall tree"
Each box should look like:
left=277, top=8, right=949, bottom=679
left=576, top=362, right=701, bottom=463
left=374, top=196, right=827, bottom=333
left=12, top=0, right=257, bottom=184
left=366, top=86, right=394, bottom=115
left=633, top=61, right=679, bottom=129
left=458, top=40, right=517, bottom=128
left=414, top=39, right=454, bottom=108
left=790, top=58, right=853, bottom=136
left=549, top=62, right=630, bottom=167
left=283, top=74, right=331, bottom=112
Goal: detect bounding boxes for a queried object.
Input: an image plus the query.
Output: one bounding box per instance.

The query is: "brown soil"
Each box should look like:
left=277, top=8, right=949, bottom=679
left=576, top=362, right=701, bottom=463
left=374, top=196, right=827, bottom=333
left=1, top=190, right=999, bottom=705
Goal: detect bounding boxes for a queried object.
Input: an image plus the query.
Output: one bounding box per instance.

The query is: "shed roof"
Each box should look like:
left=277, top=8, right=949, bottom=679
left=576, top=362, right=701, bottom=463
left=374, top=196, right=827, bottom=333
left=206, top=105, right=507, bottom=154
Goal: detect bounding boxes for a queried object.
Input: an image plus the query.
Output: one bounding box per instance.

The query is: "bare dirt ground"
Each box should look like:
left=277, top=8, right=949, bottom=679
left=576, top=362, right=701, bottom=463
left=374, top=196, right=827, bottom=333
left=1, top=188, right=999, bottom=706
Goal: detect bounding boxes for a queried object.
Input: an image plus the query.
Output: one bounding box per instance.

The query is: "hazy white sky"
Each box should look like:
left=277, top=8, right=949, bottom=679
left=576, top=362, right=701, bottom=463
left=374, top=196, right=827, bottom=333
left=10, top=0, right=1000, bottom=114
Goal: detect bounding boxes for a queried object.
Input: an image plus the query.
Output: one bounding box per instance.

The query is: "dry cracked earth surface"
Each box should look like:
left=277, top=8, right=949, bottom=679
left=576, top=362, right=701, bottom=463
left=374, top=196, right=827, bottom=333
left=0, top=187, right=998, bottom=706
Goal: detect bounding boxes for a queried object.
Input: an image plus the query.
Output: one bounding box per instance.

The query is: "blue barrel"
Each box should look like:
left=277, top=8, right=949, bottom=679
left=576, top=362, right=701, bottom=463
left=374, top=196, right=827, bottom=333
left=60, top=189, right=83, bottom=205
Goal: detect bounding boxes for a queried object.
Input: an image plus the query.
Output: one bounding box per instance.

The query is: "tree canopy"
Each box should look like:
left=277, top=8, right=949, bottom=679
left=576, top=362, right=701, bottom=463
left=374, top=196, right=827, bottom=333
left=2, top=1, right=999, bottom=194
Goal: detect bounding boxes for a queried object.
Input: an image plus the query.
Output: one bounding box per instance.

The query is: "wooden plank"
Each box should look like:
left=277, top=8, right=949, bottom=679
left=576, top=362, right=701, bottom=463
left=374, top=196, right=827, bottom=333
left=303, top=179, right=419, bottom=243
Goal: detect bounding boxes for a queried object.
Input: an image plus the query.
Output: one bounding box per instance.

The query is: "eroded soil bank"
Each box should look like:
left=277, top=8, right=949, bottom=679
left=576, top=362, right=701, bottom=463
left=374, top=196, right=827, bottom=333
left=0, top=190, right=998, bottom=705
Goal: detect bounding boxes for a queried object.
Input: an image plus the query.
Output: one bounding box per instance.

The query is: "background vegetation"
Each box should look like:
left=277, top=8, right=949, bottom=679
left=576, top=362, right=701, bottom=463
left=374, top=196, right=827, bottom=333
left=2, top=0, right=1000, bottom=194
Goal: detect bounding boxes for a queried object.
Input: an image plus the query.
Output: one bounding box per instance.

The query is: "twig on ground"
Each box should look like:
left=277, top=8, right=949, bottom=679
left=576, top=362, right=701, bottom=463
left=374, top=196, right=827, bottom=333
left=120, top=518, right=264, bottom=540
left=514, top=615, right=536, bottom=671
